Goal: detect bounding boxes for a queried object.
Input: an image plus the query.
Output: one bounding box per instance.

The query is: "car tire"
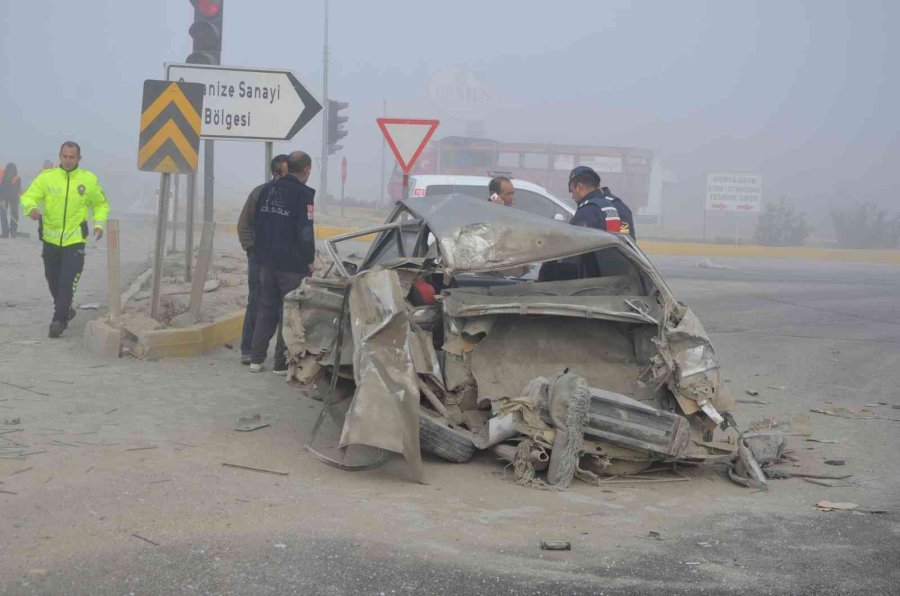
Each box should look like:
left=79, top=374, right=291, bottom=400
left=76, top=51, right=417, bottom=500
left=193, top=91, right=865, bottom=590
left=419, top=409, right=476, bottom=463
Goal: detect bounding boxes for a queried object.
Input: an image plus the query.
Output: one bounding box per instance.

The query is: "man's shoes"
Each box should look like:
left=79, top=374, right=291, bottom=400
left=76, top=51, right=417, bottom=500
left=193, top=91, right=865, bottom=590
left=249, top=363, right=264, bottom=373
left=240, top=354, right=252, bottom=365
left=49, top=320, right=66, bottom=338
left=67, top=308, right=77, bottom=321
left=272, top=361, right=288, bottom=375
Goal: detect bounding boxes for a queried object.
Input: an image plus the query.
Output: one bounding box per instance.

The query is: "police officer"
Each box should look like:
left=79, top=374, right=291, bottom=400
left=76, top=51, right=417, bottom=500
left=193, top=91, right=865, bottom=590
left=20, top=141, right=110, bottom=338
left=568, top=166, right=635, bottom=239
left=601, top=186, right=636, bottom=240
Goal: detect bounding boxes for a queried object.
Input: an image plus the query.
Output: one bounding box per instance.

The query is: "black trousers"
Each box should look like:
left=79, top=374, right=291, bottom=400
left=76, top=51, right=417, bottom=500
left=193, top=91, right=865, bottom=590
left=250, top=266, right=305, bottom=365
left=240, top=254, right=261, bottom=356
left=42, top=242, right=85, bottom=322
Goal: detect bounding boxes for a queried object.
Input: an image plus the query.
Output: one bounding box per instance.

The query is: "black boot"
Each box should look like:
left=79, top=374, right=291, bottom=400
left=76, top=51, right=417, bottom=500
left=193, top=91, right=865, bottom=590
left=49, top=319, right=66, bottom=338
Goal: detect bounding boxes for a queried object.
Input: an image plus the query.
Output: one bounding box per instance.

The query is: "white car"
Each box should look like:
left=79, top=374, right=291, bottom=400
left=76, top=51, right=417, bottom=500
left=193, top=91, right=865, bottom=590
left=407, top=174, right=575, bottom=221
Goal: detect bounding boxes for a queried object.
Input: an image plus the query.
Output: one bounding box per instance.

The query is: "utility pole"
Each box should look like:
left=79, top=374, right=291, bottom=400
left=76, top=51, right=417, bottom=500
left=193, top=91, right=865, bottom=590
left=319, top=0, right=329, bottom=211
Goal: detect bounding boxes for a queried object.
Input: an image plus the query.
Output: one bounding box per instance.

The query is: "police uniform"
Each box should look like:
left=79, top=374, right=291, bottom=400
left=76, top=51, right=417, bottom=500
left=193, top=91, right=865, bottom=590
left=20, top=165, right=109, bottom=336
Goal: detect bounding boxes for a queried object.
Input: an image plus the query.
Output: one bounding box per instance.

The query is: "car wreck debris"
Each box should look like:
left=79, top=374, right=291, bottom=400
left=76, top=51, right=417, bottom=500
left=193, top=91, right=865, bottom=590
left=290, top=196, right=763, bottom=486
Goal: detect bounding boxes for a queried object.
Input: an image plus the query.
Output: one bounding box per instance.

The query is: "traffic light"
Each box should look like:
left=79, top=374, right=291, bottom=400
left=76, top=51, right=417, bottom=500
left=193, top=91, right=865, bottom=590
left=326, top=100, right=349, bottom=155
left=187, top=0, right=223, bottom=65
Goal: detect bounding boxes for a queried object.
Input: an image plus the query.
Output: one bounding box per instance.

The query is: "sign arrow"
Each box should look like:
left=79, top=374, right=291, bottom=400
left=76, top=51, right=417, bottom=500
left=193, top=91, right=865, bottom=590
left=165, top=63, right=322, bottom=141
left=737, top=204, right=755, bottom=211
left=710, top=203, right=729, bottom=210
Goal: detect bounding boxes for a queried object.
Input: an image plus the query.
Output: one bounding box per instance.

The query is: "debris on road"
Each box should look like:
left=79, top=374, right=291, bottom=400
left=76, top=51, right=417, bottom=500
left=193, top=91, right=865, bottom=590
left=694, top=259, right=734, bottom=270
left=0, top=381, right=49, bottom=397
left=811, top=405, right=900, bottom=422
left=816, top=501, right=858, bottom=512
left=804, top=478, right=855, bottom=488
left=806, top=438, right=838, bottom=444
left=222, top=462, right=289, bottom=476
left=131, top=533, right=160, bottom=546
left=824, top=459, right=846, bottom=466
left=234, top=413, right=270, bottom=432
left=540, top=540, right=571, bottom=551
left=78, top=303, right=100, bottom=310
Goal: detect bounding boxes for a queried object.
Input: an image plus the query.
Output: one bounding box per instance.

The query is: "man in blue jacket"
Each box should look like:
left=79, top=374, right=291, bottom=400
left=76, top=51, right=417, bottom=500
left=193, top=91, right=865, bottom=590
left=248, top=151, right=316, bottom=373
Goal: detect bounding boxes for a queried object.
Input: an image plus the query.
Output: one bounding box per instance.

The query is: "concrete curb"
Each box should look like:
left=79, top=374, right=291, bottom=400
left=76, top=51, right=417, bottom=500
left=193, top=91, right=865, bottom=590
left=83, top=318, right=124, bottom=359
left=133, top=310, right=244, bottom=360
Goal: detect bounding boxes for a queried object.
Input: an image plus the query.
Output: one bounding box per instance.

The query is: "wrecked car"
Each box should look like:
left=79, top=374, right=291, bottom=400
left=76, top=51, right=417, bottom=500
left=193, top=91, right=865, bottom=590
left=283, top=195, right=742, bottom=485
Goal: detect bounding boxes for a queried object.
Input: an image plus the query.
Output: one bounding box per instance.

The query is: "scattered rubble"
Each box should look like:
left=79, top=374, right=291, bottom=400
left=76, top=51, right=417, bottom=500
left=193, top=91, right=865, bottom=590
left=235, top=413, right=270, bottom=432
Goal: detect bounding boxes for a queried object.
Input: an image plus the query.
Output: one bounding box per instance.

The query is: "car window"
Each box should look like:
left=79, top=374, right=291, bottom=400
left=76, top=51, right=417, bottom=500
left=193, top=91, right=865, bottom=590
left=425, top=184, right=488, bottom=201
left=511, top=189, right=557, bottom=219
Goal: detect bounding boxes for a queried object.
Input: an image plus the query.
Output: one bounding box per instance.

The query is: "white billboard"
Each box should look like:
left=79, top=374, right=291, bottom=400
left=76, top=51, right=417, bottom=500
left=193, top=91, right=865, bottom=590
left=705, top=173, right=762, bottom=212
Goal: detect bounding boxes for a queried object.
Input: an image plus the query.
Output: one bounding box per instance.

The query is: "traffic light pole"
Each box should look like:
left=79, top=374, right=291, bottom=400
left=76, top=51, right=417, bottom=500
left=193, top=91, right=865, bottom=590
left=319, top=0, right=329, bottom=212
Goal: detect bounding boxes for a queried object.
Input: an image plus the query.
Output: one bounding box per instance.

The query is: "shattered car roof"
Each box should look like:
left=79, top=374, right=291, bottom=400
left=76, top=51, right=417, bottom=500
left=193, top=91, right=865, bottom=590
left=398, top=195, right=629, bottom=274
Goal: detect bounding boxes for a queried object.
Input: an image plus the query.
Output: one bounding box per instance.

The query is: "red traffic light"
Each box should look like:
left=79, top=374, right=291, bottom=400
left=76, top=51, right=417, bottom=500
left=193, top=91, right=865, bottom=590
left=196, top=0, right=221, bottom=17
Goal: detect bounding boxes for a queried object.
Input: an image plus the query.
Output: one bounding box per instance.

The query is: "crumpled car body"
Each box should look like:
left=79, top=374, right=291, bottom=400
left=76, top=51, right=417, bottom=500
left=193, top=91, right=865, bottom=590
left=286, top=195, right=738, bottom=481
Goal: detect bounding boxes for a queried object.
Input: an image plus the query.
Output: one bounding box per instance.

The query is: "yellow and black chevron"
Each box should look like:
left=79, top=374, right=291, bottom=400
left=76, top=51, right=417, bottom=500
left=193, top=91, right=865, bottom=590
left=138, top=80, right=204, bottom=174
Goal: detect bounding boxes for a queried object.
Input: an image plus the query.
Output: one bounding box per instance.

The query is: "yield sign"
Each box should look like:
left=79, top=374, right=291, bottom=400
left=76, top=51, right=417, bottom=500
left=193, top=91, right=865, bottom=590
left=377, top=118, right=439, bottom=174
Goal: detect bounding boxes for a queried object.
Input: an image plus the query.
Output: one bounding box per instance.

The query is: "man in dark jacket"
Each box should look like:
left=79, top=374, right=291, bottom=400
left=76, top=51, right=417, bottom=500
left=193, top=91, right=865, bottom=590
left=236, top=154, right=288, bottom=364
left=249, top=151, right=316, bottom=373
left=569, top=166, right=634, bottom=237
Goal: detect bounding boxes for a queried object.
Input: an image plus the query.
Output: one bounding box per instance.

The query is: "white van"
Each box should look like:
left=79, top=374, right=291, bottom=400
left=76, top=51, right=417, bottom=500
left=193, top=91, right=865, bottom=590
left=407, top=175, right=575, bottom=221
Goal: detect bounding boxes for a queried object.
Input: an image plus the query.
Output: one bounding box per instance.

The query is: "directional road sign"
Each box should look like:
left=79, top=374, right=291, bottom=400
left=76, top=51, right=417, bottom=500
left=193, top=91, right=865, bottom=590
left=138, top=80, right=204, bottom=174
left=705, top=173, right=762, bottom=213
left=166, top=63, right=322, bottom=141
left=376, top=118, right=439, bottom=174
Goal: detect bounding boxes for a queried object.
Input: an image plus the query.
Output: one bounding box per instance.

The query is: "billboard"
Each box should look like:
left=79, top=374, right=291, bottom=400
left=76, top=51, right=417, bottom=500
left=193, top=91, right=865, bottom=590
left=706, top=173, right=762, bottom=212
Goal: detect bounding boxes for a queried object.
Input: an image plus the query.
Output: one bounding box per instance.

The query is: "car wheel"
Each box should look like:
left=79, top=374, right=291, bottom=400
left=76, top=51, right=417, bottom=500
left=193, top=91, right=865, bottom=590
left=419, top=409, right=476, bottom=463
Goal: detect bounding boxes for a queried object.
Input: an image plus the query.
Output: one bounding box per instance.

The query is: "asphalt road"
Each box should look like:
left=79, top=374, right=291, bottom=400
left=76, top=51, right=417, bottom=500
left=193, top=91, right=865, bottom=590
left=1, top=232, right=899, bottom=595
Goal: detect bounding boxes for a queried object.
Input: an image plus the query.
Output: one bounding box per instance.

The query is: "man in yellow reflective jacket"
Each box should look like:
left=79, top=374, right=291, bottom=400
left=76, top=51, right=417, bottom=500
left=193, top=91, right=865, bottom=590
left=20, top=141, right=110, bottom=338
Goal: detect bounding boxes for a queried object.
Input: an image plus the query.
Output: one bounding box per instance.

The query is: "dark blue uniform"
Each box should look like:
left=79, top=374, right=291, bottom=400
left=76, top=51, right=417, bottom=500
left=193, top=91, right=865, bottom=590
left=570, top=190, right=636, bottom=239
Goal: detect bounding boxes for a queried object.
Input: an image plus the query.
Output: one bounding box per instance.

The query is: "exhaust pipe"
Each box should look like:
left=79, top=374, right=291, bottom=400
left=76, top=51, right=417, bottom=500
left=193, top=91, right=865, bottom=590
left=493, top=443, right=549, bottom=471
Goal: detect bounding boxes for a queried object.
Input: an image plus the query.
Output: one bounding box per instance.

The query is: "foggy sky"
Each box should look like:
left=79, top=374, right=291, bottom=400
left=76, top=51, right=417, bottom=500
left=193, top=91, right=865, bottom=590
left=1, top=0, right=897, bottom=225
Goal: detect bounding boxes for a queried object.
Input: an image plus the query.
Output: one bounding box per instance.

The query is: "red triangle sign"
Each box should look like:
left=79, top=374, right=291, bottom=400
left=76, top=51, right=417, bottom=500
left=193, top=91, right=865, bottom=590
left=377, top=118, right=440, bottom=174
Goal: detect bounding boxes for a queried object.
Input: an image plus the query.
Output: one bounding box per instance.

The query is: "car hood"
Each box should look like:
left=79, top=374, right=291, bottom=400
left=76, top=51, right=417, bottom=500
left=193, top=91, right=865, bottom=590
left=399, top=195, right=627, bottom=274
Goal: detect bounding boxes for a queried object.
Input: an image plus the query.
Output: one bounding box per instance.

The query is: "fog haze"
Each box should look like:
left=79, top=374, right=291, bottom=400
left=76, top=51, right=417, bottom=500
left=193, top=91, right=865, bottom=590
left=1, top=0, right=896, bottom=236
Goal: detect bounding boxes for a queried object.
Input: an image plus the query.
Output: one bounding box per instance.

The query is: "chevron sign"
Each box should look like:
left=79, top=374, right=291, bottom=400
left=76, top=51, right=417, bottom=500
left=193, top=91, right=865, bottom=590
left=138, top=80, right=204, bottom=174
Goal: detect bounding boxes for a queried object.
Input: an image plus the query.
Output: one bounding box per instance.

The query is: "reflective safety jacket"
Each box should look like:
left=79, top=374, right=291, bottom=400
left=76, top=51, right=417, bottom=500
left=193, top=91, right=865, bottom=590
left=20, top=167, right=110, bottom=246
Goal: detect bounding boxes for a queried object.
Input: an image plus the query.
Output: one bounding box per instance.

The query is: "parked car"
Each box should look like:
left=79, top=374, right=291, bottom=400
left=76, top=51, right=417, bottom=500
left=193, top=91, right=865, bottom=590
left=285, top=195, right=748, bottom=486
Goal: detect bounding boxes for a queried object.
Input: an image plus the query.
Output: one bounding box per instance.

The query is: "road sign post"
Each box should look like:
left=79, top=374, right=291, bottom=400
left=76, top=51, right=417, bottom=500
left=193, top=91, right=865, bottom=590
left=139, top=79, right=204, bottom=321
left=376, top=118, right=439, bottom=200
